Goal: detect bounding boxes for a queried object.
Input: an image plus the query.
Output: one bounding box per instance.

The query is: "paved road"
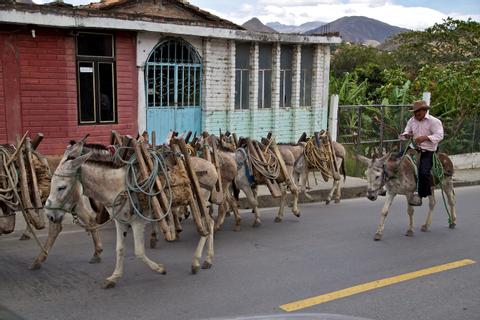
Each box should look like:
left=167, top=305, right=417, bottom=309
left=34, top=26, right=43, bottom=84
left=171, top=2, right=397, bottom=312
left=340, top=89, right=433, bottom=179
left=1, top=186, right=479, bottom=320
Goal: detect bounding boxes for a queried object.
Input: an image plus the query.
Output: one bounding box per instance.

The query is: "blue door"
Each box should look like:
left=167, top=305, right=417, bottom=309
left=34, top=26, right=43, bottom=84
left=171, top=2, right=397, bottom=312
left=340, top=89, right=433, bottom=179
left=146, top=39, right=202, bottom=144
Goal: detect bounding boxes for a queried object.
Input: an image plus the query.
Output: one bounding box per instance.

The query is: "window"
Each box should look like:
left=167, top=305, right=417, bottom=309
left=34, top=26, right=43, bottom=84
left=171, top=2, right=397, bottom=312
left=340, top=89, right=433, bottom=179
left=300, top=46, right=313, bottom=107
left=146, top=39, right=202, bottom=108
left=76, top=32, right=116, bottom=124
left=280, top=45, right=293, bottom=108
left=258, top=44, right=272, bottom=109
left=235, top=42, right=250, bottom=110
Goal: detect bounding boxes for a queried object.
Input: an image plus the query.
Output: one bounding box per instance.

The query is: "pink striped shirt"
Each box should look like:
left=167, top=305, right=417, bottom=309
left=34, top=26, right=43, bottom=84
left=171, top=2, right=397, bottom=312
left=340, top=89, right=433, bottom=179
left=402, top=114, right=444, bottom=151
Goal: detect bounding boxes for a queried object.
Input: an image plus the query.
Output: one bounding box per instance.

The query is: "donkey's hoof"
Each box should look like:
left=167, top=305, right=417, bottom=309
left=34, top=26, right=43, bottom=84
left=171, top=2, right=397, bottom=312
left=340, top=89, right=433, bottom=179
left=293, top=210, right=301, bottom=218
left=202, top=261, right=212, bottom=269
left=233, top=225, right=241, bottom=232
left=89, top=256, right=101, bottom=264
left=374, top=233, right=382, bottom=241
left=405, top=230, right=414, bottom=237
left=325, top=200, right=331, bottom=205
left=252, top=220, right=262, bottom=228
left=449, top=223, right=456, bottom=229
left=274, top=217, right=282, bottom=223
left=103, top=280, right=117, bottom=289
left=191, top=265, right=200, bottom=274
left=19, top=234, right=31, bottom=241
left=334, top=199, right=340, bottom=204
left=421, top=225, right=428, bottom=232
left=150, top=238, right=157, bottom=249
left=29, top=262, right=42, bottom=270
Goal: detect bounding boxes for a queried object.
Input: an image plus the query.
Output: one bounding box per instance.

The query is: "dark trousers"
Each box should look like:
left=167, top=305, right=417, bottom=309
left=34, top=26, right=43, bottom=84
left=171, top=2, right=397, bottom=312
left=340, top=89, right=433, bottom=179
left=418, top=150, right=434, bottom=197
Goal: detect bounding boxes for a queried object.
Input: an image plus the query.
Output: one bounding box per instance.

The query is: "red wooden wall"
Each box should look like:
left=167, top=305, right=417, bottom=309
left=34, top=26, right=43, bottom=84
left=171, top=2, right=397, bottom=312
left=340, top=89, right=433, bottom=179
left=0, top=25, right=138, bottom=155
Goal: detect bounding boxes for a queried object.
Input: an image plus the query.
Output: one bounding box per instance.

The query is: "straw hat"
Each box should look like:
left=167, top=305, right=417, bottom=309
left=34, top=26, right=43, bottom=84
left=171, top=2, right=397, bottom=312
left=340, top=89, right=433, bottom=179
left=410, top=100, right=430, bottom=112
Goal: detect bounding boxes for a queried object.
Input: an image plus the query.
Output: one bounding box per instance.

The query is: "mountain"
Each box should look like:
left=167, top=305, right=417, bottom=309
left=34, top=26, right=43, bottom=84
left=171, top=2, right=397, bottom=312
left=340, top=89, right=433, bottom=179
left=305, top=16, right=409, bottom=44
left=266, top=21, right=325, bottom=33
left=242, top=18, right=277, bottom=33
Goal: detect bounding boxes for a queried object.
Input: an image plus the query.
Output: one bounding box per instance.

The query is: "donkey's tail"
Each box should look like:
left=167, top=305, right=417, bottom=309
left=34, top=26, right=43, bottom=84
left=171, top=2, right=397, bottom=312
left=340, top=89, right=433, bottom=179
left=232, top=180, right=240, bottom=201
left=340, top=157, right=346, bottom=182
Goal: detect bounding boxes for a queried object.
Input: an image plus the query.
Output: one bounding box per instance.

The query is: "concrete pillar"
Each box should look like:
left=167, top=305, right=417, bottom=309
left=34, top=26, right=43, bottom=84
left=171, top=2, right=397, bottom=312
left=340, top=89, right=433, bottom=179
left=329, top=94, right=339, bottom=141
left=249, top=42, right=259, bottom=138
left=291, top=44, right=301, bottom=109
left=227, top=40, right=236, bottom=131
left=320, top=45, right=331, bottom=130
left=271, top=42, right=281, bottom=136
left=201, top=38, right=211, bottom=133
left=311, top=44, right=323, bottom=133
left=291, top=44, right=301, bottom=141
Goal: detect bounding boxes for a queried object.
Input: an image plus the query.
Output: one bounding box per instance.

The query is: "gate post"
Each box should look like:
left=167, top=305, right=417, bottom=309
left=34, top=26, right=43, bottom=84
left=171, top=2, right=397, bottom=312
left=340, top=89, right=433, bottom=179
left=422, top=92, right=431, bottom=106
left=328, top=94, right=339, bottom=141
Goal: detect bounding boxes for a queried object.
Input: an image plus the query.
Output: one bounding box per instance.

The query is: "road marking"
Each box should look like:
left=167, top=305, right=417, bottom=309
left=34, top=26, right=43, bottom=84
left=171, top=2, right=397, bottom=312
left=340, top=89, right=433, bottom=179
left=280, top=259, right=476, bottom=312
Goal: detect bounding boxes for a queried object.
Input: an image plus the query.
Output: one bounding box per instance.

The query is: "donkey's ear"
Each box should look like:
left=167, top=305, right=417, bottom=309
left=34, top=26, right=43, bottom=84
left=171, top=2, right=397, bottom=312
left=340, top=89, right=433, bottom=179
left=356, top=154, right=371, bottom=166
left=69, top=151, right=93, bottom=170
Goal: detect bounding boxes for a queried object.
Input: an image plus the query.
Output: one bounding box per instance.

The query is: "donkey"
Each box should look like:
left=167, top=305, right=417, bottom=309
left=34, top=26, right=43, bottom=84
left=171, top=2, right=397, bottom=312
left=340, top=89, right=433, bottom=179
left=263, top=138, right=346, bottom=205
left=45, top=140, right=219, bottom=288
left=233, top=138, right=301, bottom=227
left=357, top=152, right=457, bottom=241
left=192, top=135, right=242, bottom=231
left=297, top=137, right=346, bottom=205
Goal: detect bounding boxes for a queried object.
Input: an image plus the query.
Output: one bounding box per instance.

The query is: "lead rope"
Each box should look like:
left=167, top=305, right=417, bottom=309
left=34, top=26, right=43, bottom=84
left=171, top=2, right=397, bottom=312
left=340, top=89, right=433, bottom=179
left=432, top=153, right=453, bottom=225
left=399, top=140, right=452, bottom=225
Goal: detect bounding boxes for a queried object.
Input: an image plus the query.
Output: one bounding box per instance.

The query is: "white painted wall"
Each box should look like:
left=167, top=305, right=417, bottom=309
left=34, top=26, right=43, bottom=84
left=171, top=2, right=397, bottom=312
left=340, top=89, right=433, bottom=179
left=450, top=152, right=480, bottom=169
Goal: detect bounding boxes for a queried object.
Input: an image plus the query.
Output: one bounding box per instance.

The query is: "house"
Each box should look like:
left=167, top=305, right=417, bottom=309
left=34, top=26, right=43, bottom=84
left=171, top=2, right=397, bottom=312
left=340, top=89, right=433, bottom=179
left=0, top=0, right=341, bottom=155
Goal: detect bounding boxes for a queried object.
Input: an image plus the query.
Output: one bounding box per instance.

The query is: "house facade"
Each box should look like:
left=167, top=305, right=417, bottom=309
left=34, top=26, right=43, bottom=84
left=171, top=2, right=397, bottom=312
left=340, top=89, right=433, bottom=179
left=0, top=0, right=340, bottom=155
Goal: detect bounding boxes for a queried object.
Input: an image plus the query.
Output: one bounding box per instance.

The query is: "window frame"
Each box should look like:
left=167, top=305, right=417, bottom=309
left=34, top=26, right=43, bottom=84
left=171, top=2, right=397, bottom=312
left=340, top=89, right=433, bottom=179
left=76, top=31, right=117, bottom=125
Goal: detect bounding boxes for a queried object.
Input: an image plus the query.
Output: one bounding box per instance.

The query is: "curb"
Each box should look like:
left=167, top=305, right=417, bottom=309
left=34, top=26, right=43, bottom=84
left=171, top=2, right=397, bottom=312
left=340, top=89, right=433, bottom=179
left=240, top=179, right=480, bottom=209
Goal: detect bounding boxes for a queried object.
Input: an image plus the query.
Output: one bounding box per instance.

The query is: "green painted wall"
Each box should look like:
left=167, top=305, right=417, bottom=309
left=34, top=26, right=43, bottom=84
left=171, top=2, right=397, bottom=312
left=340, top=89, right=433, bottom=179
left=205, top=106, right=328, bottom=142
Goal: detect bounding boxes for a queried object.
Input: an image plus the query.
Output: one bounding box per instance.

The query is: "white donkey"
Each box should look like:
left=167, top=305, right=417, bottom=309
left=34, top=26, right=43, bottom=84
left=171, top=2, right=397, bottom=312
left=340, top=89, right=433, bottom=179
left=357, top=152, right=457, bottom=241
left=45, top=141, right=218, bottom=288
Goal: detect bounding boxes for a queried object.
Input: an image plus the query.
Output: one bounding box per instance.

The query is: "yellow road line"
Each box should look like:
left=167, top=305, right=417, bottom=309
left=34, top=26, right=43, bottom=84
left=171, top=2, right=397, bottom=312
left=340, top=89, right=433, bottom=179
left=280, top=259, right=476, bottom=312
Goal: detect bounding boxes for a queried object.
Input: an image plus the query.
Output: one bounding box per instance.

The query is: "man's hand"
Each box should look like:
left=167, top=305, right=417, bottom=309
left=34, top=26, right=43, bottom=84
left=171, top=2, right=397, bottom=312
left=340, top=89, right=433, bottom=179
left=399, top=133, right=412, bottom=141
left=415, top=136, right=430, bottom=144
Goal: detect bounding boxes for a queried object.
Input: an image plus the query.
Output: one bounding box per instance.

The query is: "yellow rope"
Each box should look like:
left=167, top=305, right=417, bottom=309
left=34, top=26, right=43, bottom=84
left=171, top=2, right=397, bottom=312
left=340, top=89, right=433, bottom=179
left=248, top=147, right=280, bottom=180
left=186, top=144, right=196, bottom=156
left=303, top=138, right=334, bottom=179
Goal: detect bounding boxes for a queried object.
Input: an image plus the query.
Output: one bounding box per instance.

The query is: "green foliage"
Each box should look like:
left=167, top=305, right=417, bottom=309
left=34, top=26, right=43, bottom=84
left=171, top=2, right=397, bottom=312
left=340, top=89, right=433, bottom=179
left=330, top=18, right=480, bottom=156
left=330, top=43, right=396, bottom=78
left=414, top=59, right=480, bottom=153
left=393, top=18, right=480, bottom=75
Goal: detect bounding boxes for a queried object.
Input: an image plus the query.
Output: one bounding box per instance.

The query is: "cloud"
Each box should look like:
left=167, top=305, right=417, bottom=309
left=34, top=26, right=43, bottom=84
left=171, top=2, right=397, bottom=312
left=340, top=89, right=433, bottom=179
left=32, top=0, right=480, bottom=30
left=200, top=1, right=478, bottom=30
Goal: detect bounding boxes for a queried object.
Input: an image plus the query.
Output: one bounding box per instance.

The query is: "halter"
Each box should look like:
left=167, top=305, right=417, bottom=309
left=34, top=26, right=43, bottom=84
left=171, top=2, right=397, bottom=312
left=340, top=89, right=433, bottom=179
left=43, top=170, right=82, bottom=220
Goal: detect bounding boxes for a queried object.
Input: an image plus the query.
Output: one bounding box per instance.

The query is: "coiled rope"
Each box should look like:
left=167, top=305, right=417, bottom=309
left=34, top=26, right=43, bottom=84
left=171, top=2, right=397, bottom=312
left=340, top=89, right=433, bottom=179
left=248, top=147, right=280, bottom=180
left=110, top=146, right=174, bottom=224
left=0, top=145, right=47, bottom=255
left=303, top=139, right=334, bottom=179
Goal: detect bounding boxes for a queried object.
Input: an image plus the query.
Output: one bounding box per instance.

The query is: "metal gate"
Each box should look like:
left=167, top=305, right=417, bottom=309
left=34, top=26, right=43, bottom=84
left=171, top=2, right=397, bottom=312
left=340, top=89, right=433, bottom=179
left=146, top=38, right=202, bottom=143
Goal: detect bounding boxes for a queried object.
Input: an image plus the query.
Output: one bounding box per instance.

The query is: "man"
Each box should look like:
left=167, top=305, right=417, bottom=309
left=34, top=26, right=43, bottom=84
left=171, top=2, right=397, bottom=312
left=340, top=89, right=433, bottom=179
left=399, top=100, right=444, bottom=206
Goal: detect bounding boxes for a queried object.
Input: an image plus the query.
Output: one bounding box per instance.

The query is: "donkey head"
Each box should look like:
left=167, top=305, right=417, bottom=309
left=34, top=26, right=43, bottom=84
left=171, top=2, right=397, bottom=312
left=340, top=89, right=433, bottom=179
left=357, top=153, right=390, bottom=201
left=45, top=152, right=92, bottom=223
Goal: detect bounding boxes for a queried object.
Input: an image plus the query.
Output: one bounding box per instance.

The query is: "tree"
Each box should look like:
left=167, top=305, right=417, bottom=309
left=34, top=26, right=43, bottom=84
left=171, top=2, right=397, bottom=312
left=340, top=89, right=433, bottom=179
left=392, top=18, right=480, bottom=75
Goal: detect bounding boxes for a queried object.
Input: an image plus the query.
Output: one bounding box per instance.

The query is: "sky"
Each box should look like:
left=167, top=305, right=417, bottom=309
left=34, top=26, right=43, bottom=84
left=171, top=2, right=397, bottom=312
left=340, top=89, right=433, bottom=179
left=33, top=0, right=480, bottom=30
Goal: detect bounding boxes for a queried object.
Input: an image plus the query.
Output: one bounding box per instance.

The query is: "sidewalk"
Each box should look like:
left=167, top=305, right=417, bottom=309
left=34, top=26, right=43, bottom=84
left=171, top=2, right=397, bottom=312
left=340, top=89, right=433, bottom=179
left=238, top=168, right=480, bottom=208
